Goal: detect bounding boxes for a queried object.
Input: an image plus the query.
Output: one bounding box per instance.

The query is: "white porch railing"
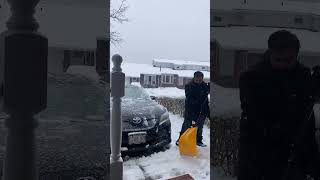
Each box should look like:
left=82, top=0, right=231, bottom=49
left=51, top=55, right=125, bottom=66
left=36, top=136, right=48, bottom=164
left=110, top=54, right=125, bottom=180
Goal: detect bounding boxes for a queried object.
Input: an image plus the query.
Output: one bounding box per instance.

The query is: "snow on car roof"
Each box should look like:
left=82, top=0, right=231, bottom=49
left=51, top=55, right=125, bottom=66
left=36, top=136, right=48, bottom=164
left=112, top=62, right=210, bottom=78
left=153, top=59, right=210, bottom=66
left=212, top=26, right=320, bottom=54
left=212, top=0, right=320, bottom=15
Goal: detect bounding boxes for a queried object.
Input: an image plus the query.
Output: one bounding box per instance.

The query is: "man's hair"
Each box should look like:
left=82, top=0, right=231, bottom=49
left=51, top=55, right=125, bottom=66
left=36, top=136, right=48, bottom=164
left=268, top=30, right=300, bottom=53
left=194, top=71, right=204, bottom=78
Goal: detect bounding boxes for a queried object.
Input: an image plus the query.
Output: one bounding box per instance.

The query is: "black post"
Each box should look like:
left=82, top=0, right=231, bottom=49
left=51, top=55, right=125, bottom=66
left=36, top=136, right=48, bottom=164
left=0, top=0, right=48, bottom=179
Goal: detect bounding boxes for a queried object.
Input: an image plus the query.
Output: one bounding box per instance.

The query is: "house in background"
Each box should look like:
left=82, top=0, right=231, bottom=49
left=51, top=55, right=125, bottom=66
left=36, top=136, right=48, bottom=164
left=211, top=0, right=320, bottom=88
left=140, top=74, right=159, bottom=88
left=118, top=62, right=210, bottom=89
left=153, top=59, right=210, bottom=72
left=0, top=0, right=109, bottom=80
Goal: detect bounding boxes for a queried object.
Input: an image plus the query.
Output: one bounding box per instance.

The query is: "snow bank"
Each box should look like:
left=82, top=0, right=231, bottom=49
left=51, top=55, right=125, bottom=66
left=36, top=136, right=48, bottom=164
left=144, top=87, right=185, bottom=99
left=123, top=113, right=210, bottom=180
left=130, top=82, right=142, bottom=87
left=66, top=65, right=101, bottom=82
left=212, top=83, right=241, bottom=118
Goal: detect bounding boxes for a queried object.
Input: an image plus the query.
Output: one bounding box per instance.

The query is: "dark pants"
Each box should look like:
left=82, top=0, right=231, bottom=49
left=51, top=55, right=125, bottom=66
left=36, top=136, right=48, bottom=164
left=179, top=112, right=206, bottom=142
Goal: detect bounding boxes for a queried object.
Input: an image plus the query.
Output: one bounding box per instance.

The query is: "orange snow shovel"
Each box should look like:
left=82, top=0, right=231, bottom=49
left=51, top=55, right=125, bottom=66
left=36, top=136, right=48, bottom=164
left=179, top=121, right=198, bottom=157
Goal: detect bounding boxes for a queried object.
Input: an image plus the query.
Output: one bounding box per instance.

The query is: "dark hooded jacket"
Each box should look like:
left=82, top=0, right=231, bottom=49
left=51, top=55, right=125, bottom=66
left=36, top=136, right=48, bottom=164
left=184, top=80, right=210, bottom=119
left=238, top=55, right=320, bottom=180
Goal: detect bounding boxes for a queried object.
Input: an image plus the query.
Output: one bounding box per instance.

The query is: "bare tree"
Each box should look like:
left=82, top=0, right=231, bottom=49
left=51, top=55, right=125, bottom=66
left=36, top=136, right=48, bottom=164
left=110, top=0, right=129, bottom=45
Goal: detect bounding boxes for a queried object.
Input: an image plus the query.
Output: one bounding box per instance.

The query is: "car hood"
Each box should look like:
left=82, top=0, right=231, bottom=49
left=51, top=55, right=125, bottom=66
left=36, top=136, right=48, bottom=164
left=110, top=98, right=166, bottom=120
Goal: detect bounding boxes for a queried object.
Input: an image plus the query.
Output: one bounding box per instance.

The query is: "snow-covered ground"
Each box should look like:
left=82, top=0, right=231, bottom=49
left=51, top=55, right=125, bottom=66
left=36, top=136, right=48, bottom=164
left=211, top=83, right=241, bottom=118
left=123, top=113, right=210, bottom=180
left=131, top=82, right=186, bottom=99
left=144, top=87, right=185, bottom=99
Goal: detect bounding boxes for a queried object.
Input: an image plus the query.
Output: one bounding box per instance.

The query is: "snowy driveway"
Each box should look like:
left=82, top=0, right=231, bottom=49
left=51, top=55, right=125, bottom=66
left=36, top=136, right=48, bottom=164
left=123, top=113, right=210, bottom=180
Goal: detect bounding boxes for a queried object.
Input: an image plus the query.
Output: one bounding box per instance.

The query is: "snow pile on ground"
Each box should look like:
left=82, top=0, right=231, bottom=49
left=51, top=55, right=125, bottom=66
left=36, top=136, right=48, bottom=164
left=66, top=65, right=101, bottom=82
left=212, top=83, right=241, bottom=118
left=144, top=87, right=185, bottom=99
left=131, top=82, right=142, bottom=87
left=123, top=113, right=210, bottom=180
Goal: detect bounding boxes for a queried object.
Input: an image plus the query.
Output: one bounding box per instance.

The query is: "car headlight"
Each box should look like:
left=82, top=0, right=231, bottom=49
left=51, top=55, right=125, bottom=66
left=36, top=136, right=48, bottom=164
left=159, top=111, right=169, bottom=125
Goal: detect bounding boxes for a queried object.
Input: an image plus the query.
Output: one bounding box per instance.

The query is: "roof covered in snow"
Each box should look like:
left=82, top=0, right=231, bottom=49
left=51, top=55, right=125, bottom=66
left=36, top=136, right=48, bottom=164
left=212, top=0, right=320, bottom=15
left=0, top=1, right=107, bottom=50
left=211, top=26, right=320, bottom=54
left=153, top=59, right=210, bottom=67
left=112, top=62, right=210, bottom=78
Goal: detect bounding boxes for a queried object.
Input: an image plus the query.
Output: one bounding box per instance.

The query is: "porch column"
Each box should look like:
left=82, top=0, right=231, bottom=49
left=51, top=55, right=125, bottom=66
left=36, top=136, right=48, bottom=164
left=110, top=54, right=125, bottom=180
left=96, top=38, right=109, bottom=81
left=0, top=0, right=48, bottom=180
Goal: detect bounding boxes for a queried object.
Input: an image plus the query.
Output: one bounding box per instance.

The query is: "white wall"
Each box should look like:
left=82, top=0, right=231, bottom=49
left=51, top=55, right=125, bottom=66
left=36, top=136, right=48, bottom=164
left=219, top=49, right=235, bottom=77
left=178, top=77, right=184, bottom=86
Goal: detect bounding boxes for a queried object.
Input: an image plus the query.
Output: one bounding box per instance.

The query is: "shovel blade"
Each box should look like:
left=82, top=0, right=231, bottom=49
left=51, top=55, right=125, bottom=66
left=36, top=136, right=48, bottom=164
left=179, top=127, right=198, bottom=156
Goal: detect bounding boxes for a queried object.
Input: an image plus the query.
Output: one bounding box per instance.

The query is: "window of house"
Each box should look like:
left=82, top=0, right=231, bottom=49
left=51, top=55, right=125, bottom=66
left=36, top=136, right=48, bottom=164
left=170, top=76, right=173, bottom=83
left=294, top=17, right=303, bottom=24
left=214, top=16, right=222, bottom=22
left=166, top=76, right=170, bottom=83
left=148, top=76, right=152, bottom=83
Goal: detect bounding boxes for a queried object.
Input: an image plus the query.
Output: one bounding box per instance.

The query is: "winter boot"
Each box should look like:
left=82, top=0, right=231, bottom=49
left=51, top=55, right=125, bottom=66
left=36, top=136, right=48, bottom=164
left=197, top=141, right=207, bottom=147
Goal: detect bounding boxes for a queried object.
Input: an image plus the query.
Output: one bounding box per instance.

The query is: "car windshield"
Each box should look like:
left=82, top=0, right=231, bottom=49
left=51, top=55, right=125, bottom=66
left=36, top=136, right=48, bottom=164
left=123, top=86, right=150, bottom=100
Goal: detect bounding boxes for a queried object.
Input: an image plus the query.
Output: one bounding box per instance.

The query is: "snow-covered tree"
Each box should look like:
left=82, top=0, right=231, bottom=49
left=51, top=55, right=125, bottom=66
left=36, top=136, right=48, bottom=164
left=110, top=0, right=129, bottom=45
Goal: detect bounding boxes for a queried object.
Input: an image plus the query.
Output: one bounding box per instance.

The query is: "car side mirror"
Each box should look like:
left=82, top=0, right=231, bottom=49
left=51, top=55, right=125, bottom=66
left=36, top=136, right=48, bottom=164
left=150, top=96, right=156, bottom=100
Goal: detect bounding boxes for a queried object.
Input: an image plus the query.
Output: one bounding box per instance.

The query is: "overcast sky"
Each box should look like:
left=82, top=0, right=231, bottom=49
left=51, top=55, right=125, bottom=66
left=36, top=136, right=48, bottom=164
left=110, top=0, right=210, bottom=64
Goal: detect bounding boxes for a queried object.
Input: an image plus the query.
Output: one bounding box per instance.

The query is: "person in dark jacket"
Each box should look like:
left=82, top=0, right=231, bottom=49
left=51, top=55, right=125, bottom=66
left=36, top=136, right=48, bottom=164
left=176, top=71, right=210, bottom=147
left=238, top=30, right=320, bottom=180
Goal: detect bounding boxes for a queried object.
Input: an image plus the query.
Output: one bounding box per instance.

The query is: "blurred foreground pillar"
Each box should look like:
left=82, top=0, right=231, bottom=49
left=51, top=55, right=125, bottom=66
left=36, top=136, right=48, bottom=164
left=0, top=0, right=48, bottom=179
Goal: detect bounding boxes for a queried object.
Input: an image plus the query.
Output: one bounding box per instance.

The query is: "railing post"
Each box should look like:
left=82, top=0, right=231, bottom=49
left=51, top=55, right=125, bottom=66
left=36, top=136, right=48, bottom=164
left=110, top=54, right=125, bottom=180
left=0, top=0, right=48, bottom=180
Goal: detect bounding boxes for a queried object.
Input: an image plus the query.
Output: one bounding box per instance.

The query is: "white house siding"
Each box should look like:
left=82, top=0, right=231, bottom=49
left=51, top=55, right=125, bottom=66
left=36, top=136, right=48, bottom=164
left=142, top=74, right=157, bottom=88
left=219, top=49, right=235, bottom=77
left=178, top=77, right=184, bottom=86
